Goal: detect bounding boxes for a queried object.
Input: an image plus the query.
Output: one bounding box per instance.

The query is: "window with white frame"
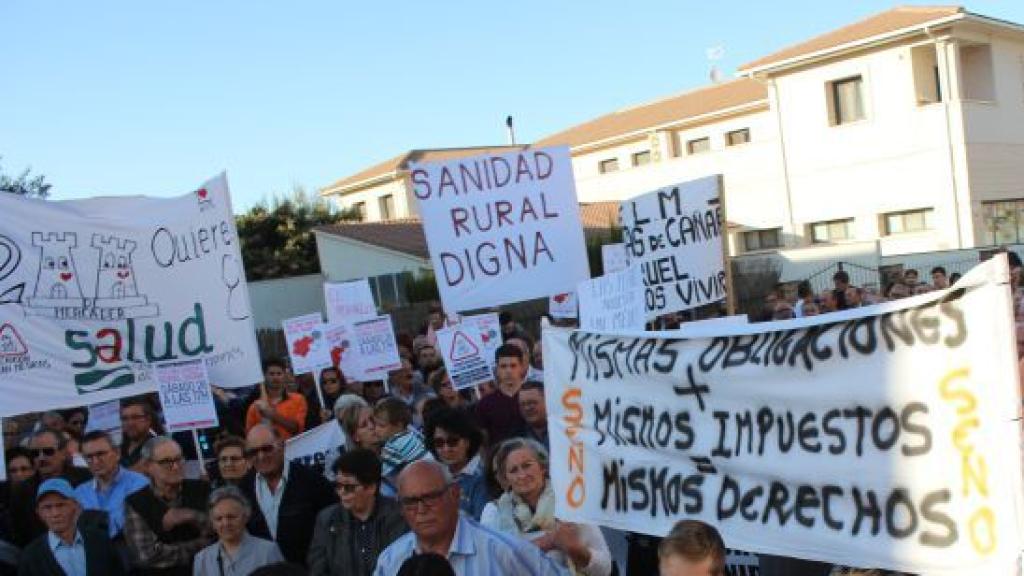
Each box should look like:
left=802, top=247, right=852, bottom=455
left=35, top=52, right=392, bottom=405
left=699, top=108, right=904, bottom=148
left=726, top=128, right=750, bottom=146
left=378, top=194, right=395, bottom=220
left=982, top=200, right=1024, bottom=245
left=809, top=218, right=854, bottom=243
left=883, top=208, right=934, bottom=235
left=827, top=76, right=865, bottom=126
left=742, top=228, right=782, bottom=252
left=598, top=158, right=619, bottom=173
left=632, top=150, right=652, bottom=166
left=687, top=137, right=710, bottom=154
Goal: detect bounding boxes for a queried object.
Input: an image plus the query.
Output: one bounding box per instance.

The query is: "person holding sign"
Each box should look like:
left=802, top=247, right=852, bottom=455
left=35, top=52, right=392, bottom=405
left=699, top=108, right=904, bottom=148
left=484, top=438, right=612, bottom=576
left=245, top=359, right=308, bottom=441
left=475, top=345, right=527, bottom=446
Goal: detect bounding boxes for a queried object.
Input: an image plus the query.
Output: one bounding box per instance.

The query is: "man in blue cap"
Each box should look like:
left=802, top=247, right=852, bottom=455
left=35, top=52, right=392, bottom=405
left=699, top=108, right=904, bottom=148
left=17, top=478, right=124, bottom=576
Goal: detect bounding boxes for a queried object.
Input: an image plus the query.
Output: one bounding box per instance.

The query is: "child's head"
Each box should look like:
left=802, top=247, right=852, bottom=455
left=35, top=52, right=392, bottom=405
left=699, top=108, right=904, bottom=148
left=373, top=397, right=412, bottom=442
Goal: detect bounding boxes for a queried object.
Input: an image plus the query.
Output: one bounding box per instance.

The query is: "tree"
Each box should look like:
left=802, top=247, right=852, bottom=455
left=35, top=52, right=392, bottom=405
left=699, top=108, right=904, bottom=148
left=236, top=186, right=360, bottom=281
left=0, top=157, right=51, bottom=198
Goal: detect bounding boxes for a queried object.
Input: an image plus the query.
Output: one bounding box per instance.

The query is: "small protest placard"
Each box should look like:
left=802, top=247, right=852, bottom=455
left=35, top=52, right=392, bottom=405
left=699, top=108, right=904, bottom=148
left=620, top=175, right=725, bottom=318
left=282, top=313, right=332, bottom=375
left=459, top=313, right=502, bottom=369
left=577, top=266, right=646, bottom=332
left=324, top=279, right=377, bottom=324
left=155, top=359, right=218, bottom=433
left=436, top=325, right=493, bottom=390
left=85, top=400, right=122, bottom=434
left=352, top=315, right=401, bottom=376
left=601, top=243, right=628, bottom=274
left=549, top=292, right=578, bottom=319
left=324, top=322, right=370, bottom=382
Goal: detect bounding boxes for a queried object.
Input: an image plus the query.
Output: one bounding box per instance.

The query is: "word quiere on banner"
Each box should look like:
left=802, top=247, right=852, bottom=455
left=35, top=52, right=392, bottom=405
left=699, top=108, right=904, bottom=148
left=151, top=219, right=234, bottom=269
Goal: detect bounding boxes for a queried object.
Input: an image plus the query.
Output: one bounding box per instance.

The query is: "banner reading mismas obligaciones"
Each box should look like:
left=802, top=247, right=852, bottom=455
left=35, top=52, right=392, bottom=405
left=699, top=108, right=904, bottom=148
left=410, top=146, right=590, bottom=313
left=545, top=256, right=1024, bottom=575
left=0, top=174, right=262, bottom=416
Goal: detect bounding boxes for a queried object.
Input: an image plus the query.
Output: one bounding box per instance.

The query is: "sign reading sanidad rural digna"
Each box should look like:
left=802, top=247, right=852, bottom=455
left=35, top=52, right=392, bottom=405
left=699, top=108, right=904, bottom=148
left=410, top=146, right=590, bottom=313
left=544, top=257, right=1024, bottom=575
left=0, top=174, right=261, bottom=416
left=620, top=175, right=725, bottom=318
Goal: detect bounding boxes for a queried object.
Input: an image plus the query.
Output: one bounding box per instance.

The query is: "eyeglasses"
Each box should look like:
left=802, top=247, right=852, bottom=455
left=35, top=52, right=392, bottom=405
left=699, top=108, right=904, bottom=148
left=29, top=447, right=57, bottom=459
left=245, top=445, right=277, bottom=458
left=154, top=456, right=183, bottom=470
left=432, top=437, right=463, bottom=449
left=335, top=482, right=364, bottom=494
left=505, top=459, right=538, bottom=476
left=399, top=485, right=451, bottom=511
left=83, top=450, right=112, bottom=461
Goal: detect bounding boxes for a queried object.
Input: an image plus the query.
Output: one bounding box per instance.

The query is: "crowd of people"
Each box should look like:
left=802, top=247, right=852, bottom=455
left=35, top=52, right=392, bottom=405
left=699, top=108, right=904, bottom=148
left=0, top=268, right=983, bottom=576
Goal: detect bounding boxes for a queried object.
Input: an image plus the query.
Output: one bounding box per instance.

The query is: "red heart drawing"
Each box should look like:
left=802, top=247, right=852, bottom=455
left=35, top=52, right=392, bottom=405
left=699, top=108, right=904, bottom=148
left=553, top=293, right=569, bottom=303
left=331, top=346, right=344, bottom=366
left=59, top=273, right=73, bottom=282
left=481, top=333, right=490, bottom=343
left=292, top=335, right=314, bottom=357
left=198, top=188, right=208, bottom=199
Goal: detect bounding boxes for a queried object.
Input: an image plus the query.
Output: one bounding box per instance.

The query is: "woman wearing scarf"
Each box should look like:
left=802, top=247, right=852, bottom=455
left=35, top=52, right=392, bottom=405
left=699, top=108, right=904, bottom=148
left=483, top=438, right=612, bottom=576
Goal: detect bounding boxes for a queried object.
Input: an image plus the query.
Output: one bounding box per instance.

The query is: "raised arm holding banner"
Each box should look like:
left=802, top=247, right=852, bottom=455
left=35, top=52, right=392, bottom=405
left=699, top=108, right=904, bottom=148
left=545, top=256, right=1024, bottom=575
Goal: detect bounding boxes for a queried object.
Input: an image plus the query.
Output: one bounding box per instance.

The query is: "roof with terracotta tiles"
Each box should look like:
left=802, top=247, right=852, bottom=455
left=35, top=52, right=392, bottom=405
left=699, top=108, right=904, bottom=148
left=739, top=6, right=964, bottom=72
left=315, top=202, right=621, bottom=260
left=535, top=78, right=767, bottom=149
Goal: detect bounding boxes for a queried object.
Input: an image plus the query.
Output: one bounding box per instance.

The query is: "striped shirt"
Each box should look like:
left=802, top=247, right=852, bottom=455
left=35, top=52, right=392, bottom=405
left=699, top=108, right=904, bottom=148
left=373, top=514, right=568, bottom=576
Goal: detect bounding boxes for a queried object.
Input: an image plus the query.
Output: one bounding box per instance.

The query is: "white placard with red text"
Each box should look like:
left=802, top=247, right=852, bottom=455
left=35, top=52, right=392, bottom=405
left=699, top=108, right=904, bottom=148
left=282, top=313, right=332, bottom=375
left=324, top=279, right=377, bottom=324
left=351, top=315, right=401, bottom=376
left=155, top=359, right=218, bottom=433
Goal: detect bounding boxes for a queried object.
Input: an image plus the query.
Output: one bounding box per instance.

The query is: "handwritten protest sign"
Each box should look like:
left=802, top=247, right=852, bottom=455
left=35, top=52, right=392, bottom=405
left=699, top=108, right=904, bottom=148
left=323, top=322, right=368, bottom=382
left=545, top=257, right=1024, bottom=575
left=0, top=174, right=261, bottom=416
left=410, top=146, right=590, bottom=312
left=460, top=313, right=502, bottom=369
left=285, top=420, right=347, bottom=479
left=324, top=279, right=377, bottom=323
left=85, top=400, right=122, bottom=434
left=601, top=243, right=628, bottom=274
left=352, top=315, right=401, bottom=376
left=436, top=325, right=493, bottom=390
left=549, top=292, right=578, bottom=320
left=282, top=313, right=331, bottom=375
left=620, top=175, right=725, bottom=318
left=577, top=266, right=645, bottom=332
left=155, top=359, right=218, bottom=433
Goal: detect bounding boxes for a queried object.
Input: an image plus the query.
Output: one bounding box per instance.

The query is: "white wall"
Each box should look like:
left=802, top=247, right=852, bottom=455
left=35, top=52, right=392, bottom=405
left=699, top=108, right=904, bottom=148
left=246, top=273, right=325, bottom=330
left=314, top=232, right=430, bottom=282
left=330, top=178, right=416, bottom=222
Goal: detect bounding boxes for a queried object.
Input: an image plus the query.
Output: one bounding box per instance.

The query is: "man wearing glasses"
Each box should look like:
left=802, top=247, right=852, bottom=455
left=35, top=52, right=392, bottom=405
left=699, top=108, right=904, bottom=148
left=308, top=449, right=408, bottom=576
left=119, top=397, right=158, bottom=471
left=239, top=424, right=335, bottom=566
left=10, top=429, right=92, bottom=546
left=123, top=437, right=211, bottom=576
left=374, top=460, right=566, bottom=576
left=73, top=430, right=149, bottom=567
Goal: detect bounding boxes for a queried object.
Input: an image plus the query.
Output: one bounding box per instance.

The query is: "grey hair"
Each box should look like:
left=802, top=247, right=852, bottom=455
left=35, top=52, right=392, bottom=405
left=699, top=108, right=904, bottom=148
left=208, top=485, right=252, bottom=517
left=139, top=436, right=179, bottom=462
left=333, top=394, right=368, bottom=420
left=493, top=437, right=549, bottom=480
left=30, top=428, right=68, bottom=450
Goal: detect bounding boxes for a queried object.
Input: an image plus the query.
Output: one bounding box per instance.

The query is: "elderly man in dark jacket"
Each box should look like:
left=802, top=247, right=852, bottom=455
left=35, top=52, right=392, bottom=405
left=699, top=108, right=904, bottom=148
left=307, top=449, right=408, bottom=576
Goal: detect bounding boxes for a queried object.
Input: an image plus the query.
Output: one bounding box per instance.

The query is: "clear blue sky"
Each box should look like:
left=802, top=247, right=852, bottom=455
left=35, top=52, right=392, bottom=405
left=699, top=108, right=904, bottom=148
left=3, top=1, right=1021, bottom=213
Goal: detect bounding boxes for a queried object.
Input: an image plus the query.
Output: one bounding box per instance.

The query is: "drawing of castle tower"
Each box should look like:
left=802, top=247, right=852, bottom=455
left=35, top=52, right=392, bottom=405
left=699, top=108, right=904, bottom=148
left=92, top=234, right=150, bottom=308
left=29, top=232, right=84, bottom=303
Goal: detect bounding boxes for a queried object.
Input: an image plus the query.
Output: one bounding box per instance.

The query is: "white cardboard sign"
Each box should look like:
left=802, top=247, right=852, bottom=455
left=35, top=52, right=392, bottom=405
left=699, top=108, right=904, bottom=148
left=601, top=243, right=628, bottom=274
left=546, top=257, right=1024, bottom=575
left=436, top=325, right=493, bottom=390
left=285, top=420, right=347, bottom=479
left=549, top=292, right=578, bottom=319
left=351, top=315, right=401, bottom=376
left=460, top=313, right=502, bottom=369
left=620, top=175, right=725, bottom=318
left=155, top=359, right=218, bottom=433
left=323, top=322, right=370, bottom=383
left=410, top=146, right=590, bottom=312
left=577, top=266, right=646, bottom=332
left=85, top=400, right=122, bottom=434
left=324, top=279, right=377, bottom=324
left=282, top=313, right=332, bottom=375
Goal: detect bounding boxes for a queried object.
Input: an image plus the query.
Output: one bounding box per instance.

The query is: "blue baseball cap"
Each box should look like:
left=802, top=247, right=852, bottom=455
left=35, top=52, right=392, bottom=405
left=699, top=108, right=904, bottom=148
left=37, top=478, right=76, bottom=500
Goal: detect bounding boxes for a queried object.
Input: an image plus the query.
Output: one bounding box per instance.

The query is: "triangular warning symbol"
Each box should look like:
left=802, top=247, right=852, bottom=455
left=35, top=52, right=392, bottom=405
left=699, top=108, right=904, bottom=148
left=0, top=323, right=28, bottom=357
left=449, top=331, right=480, bottom=361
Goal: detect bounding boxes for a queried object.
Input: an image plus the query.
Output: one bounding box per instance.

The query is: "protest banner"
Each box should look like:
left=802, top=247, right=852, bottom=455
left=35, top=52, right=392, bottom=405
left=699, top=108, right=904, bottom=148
left=85, top=400, right=122, bottom=434
left=323, top=322, right=370, bottom=382
left=324, top=279, right=377, bottom=324
left=544, top=256, right=1024, bottom=575
left=577, top=266, right=646, bottom=332
left=155, top=359, right=218, bottom=433
left=620, top=175, right=725, bottom=318
left=352, top=315, right=401, bottom=376
left=436, top=324, right=493, bottom=390
left=410, top=146, right=590, bottom=312
left=285, top=420, right=347, bottom=479
left=601, top=243, right=628, bottom=274
left=460, top=313, right=502, bottom=369
left=0, top=173, right=261, bottom=416
left=282, top=313, right=332, bottom=375
left=549, top=292, right=578, bottom=320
